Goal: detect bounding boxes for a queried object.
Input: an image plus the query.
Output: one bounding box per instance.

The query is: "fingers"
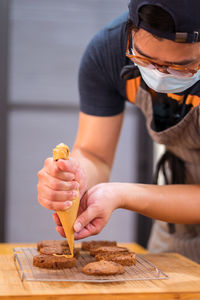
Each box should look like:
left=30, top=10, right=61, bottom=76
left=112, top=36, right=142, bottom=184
left=73, top=206, right=96, bottom=233
left=38, top=196, right=72, bottom=210
left=52, top=213, right=62, bottom=225
left=37, top=179, right=78, bottom=201
left=56, top=158, right=78, bottom=174
left=74, top=219, right=103, bottom=240
left=74, top=226, right=92, bottom=240
left=43, top=158, right=75, bottom=182
left=37, top=158, right=80, bottom=210
left=73, top=190, right=105, bottom=236
left=52, top=213, right=66, bottom=237
left=38, top=169, right=79, bottom=191
left=53, top=211, right=102, bottom=240
left=56, top=159, right=87, bottom=197
left=73, top=189, right=106, bottom=238
left=37, top=182, right=78, bottom=201
left=56, top=226, right=66, bottom=238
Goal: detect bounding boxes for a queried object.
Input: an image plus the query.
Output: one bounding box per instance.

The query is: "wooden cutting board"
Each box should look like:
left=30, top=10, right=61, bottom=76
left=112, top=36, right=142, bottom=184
left=0, top=252, right=200, bottom=300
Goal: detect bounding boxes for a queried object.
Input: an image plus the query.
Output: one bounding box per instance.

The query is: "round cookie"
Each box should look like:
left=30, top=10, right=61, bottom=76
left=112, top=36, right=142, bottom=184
left=33, top=254, right=76, bottom=269
left=82, top=260, right=125, bottom=276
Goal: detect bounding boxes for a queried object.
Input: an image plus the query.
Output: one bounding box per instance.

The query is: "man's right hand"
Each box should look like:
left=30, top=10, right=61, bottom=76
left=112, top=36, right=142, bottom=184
left=37, top=156, right=87, bottom=211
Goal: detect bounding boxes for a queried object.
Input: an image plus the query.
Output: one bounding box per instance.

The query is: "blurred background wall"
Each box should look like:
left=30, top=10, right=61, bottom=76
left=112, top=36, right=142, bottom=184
left=0, top=0, right=153, bottom=244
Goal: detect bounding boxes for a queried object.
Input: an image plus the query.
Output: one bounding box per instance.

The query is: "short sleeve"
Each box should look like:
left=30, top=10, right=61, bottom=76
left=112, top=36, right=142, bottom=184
left=78, top=13, right=128, bottom=116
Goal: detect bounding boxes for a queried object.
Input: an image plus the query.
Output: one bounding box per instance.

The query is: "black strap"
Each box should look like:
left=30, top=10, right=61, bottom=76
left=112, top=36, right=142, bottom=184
left=153, top=150, right=185, bottom=233
left=120, top=64, right=140, bottom=80
left=153, top=150, right=185, bottom=185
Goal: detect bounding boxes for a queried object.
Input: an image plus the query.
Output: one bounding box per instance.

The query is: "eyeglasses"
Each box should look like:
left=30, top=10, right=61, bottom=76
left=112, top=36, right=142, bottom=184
left=126, top=32, right=200, bottom=77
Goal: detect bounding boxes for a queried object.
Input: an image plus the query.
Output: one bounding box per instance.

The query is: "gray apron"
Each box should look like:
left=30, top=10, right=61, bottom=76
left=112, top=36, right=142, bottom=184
left=134, top=86, right=200, bottom=263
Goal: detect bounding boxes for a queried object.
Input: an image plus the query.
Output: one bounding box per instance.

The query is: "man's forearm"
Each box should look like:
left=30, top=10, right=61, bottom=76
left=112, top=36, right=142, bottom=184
left=71, top=147, right=110, bottom=189
left=120, top=183, right=200, bottom=224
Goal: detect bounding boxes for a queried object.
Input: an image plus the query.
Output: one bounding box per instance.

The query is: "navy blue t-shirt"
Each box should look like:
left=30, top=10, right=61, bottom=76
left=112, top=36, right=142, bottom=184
left=78, top=11, right=129, bottom=117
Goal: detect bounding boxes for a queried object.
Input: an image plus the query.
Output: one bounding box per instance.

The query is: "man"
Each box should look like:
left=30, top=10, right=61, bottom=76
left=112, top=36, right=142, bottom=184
left=37, top=0, right=200, bottom=263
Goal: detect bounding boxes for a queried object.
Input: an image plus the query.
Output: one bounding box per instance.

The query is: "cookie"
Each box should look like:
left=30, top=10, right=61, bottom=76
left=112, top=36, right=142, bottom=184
left=90, top=246, right=129, bottom=257
left=81, top=240, right=117, bottom=251
left=82, top=260, right=125, bottom=276
left=95, top=252, right=136, bottom=266
left=40, top=246, right=80, bottom=258
left=33, top=254, right=76, bottom=269
left=37, top=240, right=68, bottom=250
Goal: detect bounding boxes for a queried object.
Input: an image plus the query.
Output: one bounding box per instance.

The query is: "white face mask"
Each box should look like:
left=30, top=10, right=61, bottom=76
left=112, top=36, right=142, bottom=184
left=137, top=65, right=200, bottom=93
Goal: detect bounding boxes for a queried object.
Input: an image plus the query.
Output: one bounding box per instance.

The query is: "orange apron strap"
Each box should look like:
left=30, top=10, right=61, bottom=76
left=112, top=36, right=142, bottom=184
left=126, top=79, right=200, bottom=108
left=167, top=93, right=184, bottom=103
left=168, top=93, right=200, bottom=107
left=185, top=94, right=200, bottom=107
left=126, top=76, right=141, bottom=104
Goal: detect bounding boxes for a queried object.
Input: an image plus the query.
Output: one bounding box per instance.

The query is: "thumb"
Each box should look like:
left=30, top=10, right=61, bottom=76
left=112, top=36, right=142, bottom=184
left=74, top=206, right=97, bottom=233
left=56, top=159, right=75, bottom=173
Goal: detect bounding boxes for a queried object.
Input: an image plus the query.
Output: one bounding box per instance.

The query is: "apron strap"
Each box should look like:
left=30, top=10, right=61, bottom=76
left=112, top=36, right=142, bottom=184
left=153, top=150, right=185, bottom=233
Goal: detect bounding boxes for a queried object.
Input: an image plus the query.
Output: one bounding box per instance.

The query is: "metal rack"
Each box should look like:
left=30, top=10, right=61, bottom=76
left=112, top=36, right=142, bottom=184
left=13, top=247, right=168, bottom=283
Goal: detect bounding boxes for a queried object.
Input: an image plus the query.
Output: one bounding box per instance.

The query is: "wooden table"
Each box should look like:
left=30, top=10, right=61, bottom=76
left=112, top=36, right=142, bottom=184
left=0, top=243, right=200, bottom=300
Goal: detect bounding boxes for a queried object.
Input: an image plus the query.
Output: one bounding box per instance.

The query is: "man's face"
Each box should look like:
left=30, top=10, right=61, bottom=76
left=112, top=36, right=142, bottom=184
left=133, top=29, right=200, bottom=73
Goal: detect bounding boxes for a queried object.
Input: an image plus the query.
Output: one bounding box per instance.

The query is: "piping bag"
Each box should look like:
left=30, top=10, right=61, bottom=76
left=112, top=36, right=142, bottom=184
left=53, top=143, right=80, bottom=257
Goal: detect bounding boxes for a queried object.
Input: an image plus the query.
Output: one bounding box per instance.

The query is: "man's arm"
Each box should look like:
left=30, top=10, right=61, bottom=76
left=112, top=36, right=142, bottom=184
left=71, top=111, right=124, bottom=189
left=120, top=183, right=200, bottom=224
left=70, top=181, right=200, bottom=239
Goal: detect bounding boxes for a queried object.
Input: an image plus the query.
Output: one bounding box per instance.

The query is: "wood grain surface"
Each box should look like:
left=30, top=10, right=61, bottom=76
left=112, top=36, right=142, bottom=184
left=0, top=244, right=200, bottom=300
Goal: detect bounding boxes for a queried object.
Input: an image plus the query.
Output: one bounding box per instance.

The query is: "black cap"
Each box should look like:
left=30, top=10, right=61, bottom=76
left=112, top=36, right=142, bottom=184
left=128, top=0, right=200, bottom=43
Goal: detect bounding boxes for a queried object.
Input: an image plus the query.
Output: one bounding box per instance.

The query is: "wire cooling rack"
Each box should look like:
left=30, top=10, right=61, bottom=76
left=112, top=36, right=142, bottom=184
left=13, top=247, right=168, bottom=283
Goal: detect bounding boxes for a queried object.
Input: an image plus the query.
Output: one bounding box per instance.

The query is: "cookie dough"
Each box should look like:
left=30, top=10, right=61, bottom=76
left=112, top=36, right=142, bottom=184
left=53, top=143, right=70, bottom=161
